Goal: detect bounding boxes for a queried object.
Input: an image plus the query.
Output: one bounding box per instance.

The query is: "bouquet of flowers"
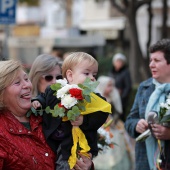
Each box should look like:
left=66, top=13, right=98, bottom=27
left=35, top=77, right=111, bottom=169
left=136, top=93, right=170, bottom=142
left=97, top=119, right=115, bottom=152
left=44, top=77, right=100, bottom=121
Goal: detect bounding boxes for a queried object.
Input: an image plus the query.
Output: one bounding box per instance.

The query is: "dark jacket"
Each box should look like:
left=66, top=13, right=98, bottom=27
left=109, top=66, right=132, bottom=110
left=0, top=111, right=55, bottom=170
left=34, top=86, right=109, bottom=160
left=125, top=78, right=170, bottom=170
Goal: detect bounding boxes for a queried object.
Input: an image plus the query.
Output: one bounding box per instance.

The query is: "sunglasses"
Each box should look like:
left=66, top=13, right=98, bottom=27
left=43, top=75, right=63, bottom=82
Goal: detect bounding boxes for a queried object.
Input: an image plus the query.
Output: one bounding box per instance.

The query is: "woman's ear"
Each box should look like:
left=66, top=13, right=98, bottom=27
left=66, top=69, right=73, bottom=83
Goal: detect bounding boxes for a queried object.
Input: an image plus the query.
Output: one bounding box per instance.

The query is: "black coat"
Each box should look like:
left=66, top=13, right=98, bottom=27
left=109, top=66, right=132, bottom=110
left=34, top=86, right=109, bottom=160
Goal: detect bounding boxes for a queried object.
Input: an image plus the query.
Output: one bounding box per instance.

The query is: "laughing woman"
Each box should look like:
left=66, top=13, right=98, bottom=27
left=0, top=60, right=55, bottom=170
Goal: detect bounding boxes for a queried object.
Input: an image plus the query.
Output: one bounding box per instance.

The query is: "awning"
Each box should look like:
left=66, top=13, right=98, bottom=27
left=79, top=17, right=126, bottom=31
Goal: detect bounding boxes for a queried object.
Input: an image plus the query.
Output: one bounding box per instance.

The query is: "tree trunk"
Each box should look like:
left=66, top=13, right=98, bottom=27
left=127, top=8, right=143, bottom=84
left=162, top=0, right=168, bottom=38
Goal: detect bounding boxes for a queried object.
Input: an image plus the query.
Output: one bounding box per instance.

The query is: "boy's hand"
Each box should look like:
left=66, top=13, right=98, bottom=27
left=71, top=115, right=83, bottom=126
left=32, top=101, right=42, bottom=109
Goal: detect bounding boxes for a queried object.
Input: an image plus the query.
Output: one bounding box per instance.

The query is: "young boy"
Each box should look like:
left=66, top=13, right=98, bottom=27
left=32, top=52, right=111, bottom=170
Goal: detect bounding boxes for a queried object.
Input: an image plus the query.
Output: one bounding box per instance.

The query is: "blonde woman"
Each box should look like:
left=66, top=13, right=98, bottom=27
left=29, top=54, right=62, bottom=97
left=0, top=60, right=55, bottom=169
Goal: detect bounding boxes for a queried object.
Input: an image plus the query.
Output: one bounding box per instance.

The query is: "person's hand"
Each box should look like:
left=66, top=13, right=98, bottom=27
left=72, top=153, right=93, bottom=170
left=151, top=123, right=170, bottom=140
left=70, top=115, right=83, bottom=126
left=136, top=119, right=148, bottom=133
left=32, top=101, right=41, bottom=109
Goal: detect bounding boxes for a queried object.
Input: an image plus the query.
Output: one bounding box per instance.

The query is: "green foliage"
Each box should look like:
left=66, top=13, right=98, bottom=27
left=67, top=106, right=80, bottom=121
left=50, top=83, right=62, bottom=96
left=98, top=57, right=113, bottom=77
left=78, top=77, right=99, bottom=103
left=26, top=107, right=43, bottom=117
left=28, top=77, right=99, bottom=121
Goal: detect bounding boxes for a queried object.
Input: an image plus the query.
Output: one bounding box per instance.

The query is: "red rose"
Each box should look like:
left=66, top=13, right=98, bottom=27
left=69, top=88, right=83, bottom=100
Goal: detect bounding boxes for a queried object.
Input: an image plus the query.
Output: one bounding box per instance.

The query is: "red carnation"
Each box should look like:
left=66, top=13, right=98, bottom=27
left=69, top=88, right=83, bottom=100
left=58, top=103, right=67, bottom=110
left=58, top=103, right=63, bottom=108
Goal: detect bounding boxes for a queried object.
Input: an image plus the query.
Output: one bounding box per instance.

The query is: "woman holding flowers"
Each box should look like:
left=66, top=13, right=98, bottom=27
left=125, top=39, right=170, bottom=170
left=32, top=52, right=111, bottom=170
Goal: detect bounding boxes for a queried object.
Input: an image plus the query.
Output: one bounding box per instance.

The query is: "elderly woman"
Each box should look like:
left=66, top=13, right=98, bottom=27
left=108, top=53, right=132, bottom=121
left=0, top=60, right=55, bottom=169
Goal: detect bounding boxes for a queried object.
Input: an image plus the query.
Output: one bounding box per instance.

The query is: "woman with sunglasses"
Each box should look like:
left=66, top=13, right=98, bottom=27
left=29, top=54, right=62, bottom=97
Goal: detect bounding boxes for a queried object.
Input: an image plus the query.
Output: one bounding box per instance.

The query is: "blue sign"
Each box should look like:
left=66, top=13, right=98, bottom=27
left=0, top=0, right=17, bottom=24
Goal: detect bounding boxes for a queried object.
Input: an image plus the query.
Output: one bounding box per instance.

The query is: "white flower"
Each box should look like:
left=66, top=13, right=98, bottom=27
left=69, top=84, right=80, bottom=89
left=57, top=84, right=71, bottom=98
left=167, top=93, right=170, bottom=99
left=98, top=127, right=112, bottom=145
left=56, top=78, right=68, bottom=87
left=61, top=94, right=78, bottom=109
left=166, top=99, right=170, bottom=105
left=160, top=102, right=167, bottom=108
left=98, top=143, right=103, bottom=149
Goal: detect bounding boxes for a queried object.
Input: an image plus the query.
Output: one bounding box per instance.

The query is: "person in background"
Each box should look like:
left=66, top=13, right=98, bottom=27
left=29, top=54, right=62, bottom=97
left=32, top=52, right=110, bottom=170
left=97, top=76, right=122, bottom=116
left=125, top=39, right=170, bottom=170
left=50, top=47, right=64, bottom=65
left=93, top=75, right=134, bottom=170
left=0, top=59, right=55, bottom=170
left=29, top=53, right=97, bottom=170
left=108, top=53, right=132, bottom=121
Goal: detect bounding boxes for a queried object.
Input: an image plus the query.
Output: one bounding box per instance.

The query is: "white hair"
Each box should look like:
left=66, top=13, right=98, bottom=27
left=112, top=53, right=127, bottom=64
left=97, top=76, right=122, bottom=114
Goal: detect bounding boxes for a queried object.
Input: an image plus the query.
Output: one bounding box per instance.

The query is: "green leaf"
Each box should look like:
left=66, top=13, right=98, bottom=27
left=67, top=106, right=80, bottom=121
left=45, top=106, right=51, bottom=113
left=39, top=110, right=44, bottom=116
left=26, top=110, right=32, bottom=117
left=31, top=107, right=37, bottom=114
left=78, top=77, right=99, bottom=93
left=160, top=114, right=170, bottom=123
left=80, top=77, right=99, bottom=92
left=83, top=88, right=91, bottom=96
left=50, top=83, right=62, bottom=91
left=84, top=95, right=91, bottom=103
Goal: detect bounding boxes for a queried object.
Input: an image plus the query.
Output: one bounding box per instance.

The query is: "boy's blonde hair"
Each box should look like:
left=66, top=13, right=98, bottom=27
left=62, top=52, right=98, bottom=78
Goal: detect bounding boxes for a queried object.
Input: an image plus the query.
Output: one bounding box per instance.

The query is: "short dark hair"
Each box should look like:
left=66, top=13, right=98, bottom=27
left=149, top=39, right=170, bottom=64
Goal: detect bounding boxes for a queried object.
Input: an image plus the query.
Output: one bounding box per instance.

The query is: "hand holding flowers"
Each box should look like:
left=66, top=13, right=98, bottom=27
left=136, top=93, right=170, bottom=142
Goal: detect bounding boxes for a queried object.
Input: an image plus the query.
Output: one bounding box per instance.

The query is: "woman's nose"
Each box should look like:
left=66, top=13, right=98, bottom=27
left=149, top=62, right=154, bottom=68
left=51, top=77, right=56, bottom=84
left=23, top=80, right=32, bottom=88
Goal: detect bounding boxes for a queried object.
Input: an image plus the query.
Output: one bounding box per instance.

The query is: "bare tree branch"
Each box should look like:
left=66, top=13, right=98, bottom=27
left=110, top=0, right=126, bottom=14
left=122, top=0, right=129, bottom=7
left=136, top=0, right=152, bottom=10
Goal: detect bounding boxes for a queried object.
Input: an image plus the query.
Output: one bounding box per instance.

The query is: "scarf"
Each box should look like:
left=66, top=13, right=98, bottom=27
left=145, top=79, right=170, bottom=170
